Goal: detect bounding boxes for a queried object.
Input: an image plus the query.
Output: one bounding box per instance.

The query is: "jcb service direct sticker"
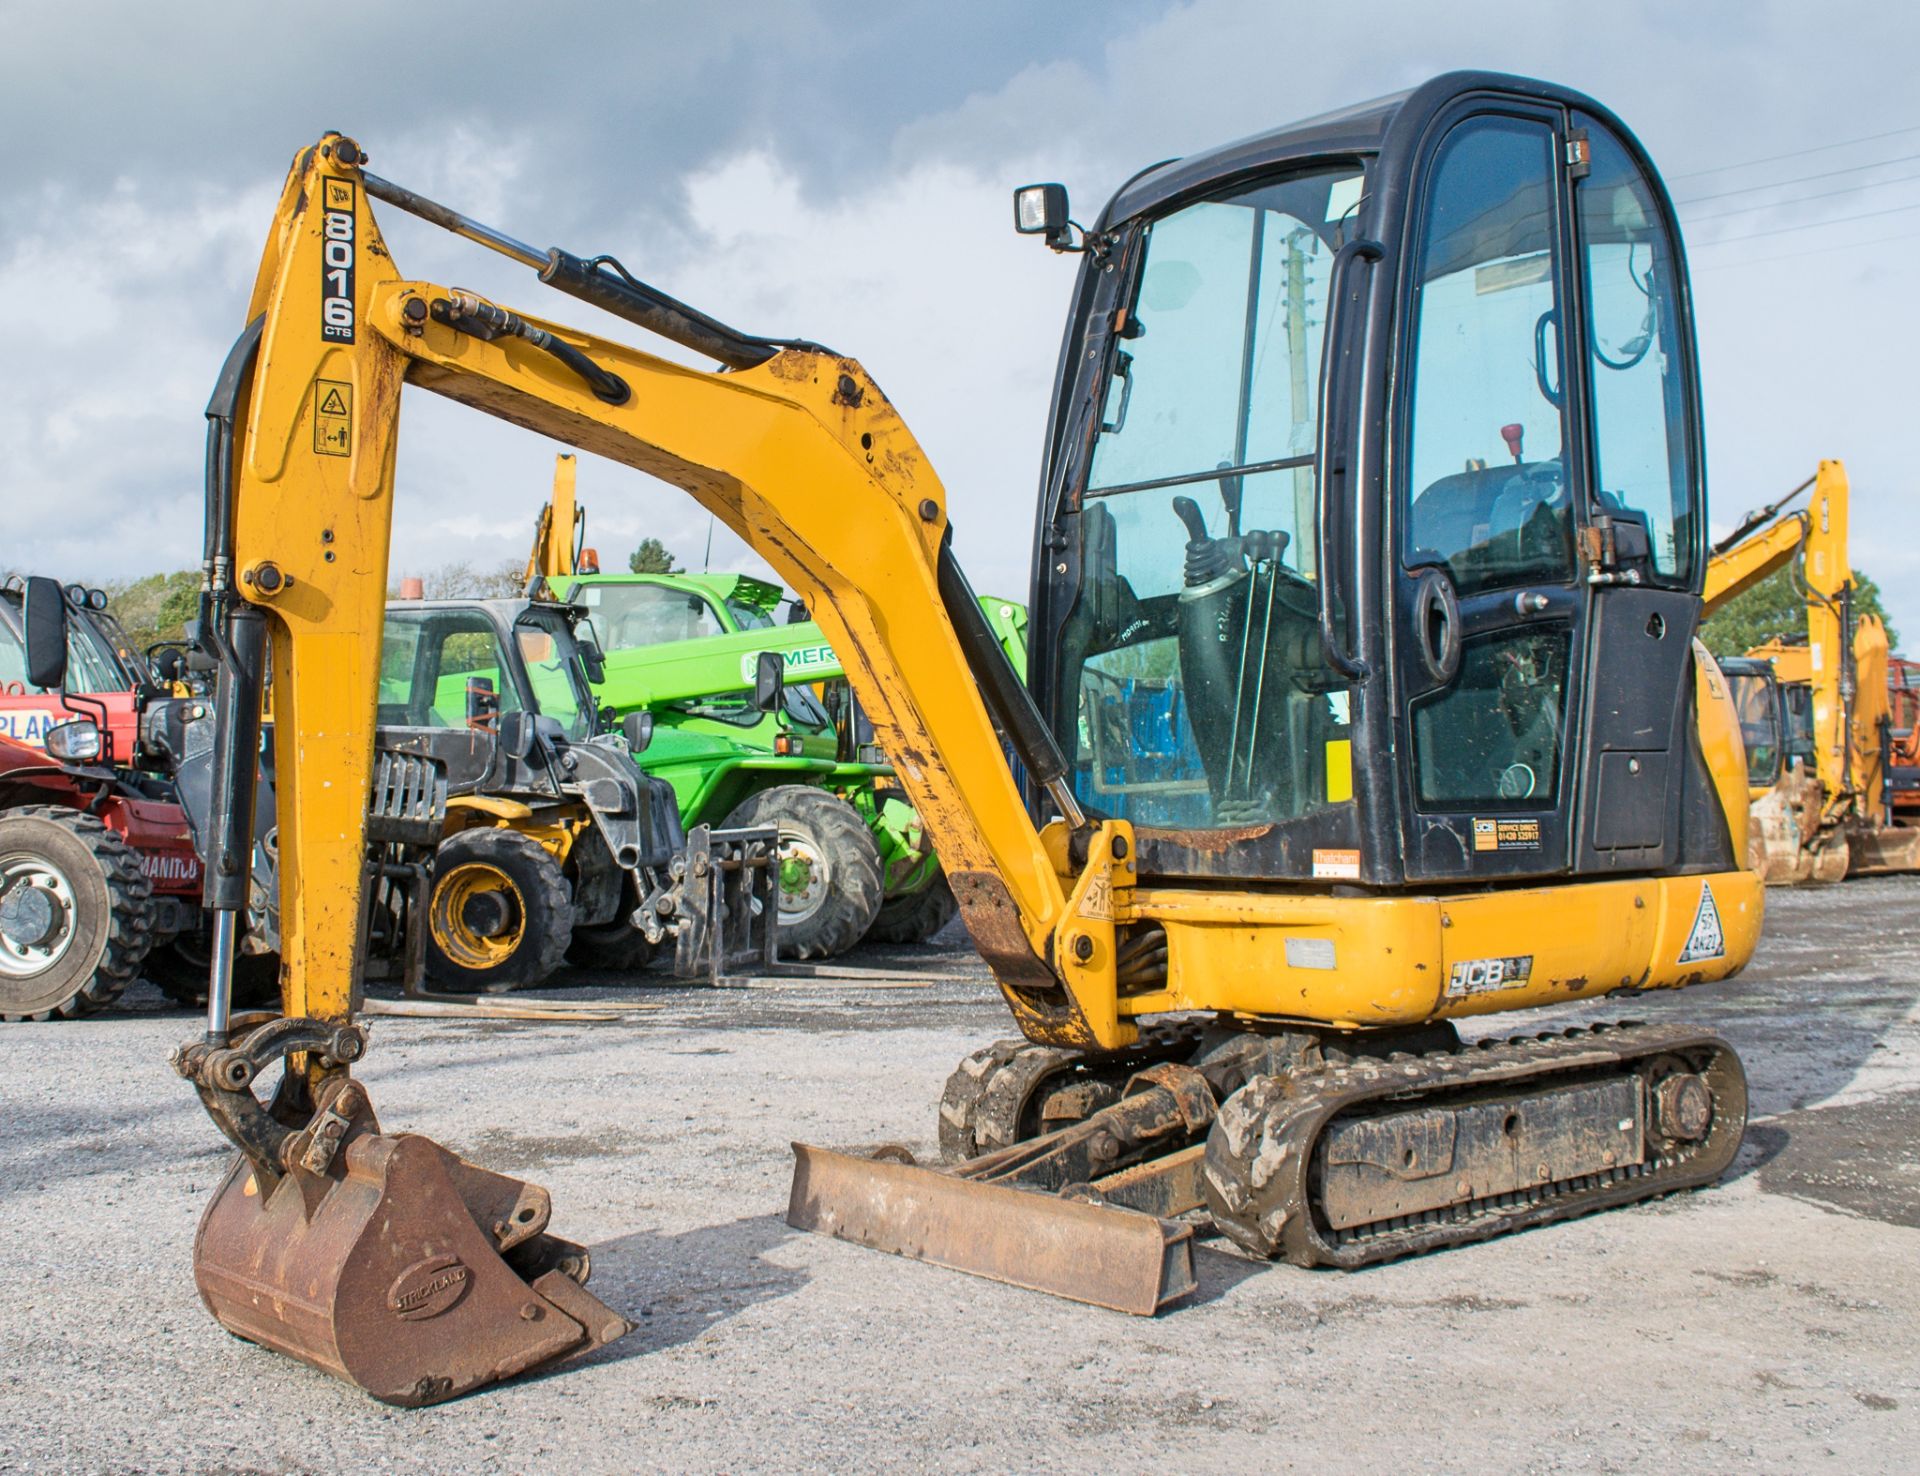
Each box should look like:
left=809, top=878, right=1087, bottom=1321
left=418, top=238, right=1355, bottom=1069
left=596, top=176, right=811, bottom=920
left=1472, top=817, right=1541, bottom=853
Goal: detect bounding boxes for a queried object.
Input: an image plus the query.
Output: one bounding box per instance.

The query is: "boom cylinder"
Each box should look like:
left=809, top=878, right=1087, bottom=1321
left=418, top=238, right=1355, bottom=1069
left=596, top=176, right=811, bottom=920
left=200, top=603, right=267, bottom=1042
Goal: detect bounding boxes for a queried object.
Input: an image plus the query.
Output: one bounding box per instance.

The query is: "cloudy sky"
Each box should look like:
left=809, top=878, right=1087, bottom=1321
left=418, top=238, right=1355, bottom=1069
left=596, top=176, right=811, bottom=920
left=4, top=1, right=1916, bottom=634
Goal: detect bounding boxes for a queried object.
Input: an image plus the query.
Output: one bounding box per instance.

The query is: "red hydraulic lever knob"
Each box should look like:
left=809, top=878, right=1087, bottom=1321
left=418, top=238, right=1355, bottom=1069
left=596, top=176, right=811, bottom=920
left=1500, top=423, right=1525, bottom=464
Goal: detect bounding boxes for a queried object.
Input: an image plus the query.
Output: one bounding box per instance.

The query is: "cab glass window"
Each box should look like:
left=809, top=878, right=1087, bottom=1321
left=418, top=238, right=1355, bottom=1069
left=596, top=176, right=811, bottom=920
left=0, top=621, right=27, bottom=689
left=1060, top=164, right=1364, bottom=831
left=1404, top=115, right=1573, bottom=597
left=516, top=618, right=593, bottom=741
left=379, top=610, right=524, bottom=730
left=573, top=583, right=723, bottom=648
left=1726, top=669, right=1781, bottom=787
left=1576, top=118, right=1694, bottom=583
left=1414, top=628, right=1569, bottom=806
left=0, top=609, right=125, bottom=694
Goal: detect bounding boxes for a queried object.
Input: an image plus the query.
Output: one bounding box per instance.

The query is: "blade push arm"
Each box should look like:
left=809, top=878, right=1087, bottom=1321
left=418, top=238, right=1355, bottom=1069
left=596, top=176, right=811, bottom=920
left=221, top=137, right=1131, bottom=1049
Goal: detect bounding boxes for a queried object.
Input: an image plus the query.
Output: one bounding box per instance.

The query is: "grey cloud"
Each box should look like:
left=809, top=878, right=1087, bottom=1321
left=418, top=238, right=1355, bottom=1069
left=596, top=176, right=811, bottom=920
left=4, top=0, right=1919, bottom=639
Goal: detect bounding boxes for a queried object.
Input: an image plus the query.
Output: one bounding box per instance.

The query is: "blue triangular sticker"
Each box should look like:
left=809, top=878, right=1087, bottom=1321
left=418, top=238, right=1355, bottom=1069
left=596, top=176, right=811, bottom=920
left=1678, top=883, right=1726, bottom=964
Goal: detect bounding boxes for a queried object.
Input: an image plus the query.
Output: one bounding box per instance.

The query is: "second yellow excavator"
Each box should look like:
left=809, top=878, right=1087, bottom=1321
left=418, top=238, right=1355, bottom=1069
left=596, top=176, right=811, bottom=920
left=1706, top=460, right=1919, bottom=880
left=172, top=70, right=1759, bottom=1405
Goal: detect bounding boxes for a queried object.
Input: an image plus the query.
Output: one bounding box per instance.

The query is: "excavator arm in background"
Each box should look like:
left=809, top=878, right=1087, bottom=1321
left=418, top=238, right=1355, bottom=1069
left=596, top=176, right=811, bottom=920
left=175, top=95, right=1762, bottom=1404
left=523, top=451, right=585, bottom=587
left=1718, top=461, right=1918, bottom=878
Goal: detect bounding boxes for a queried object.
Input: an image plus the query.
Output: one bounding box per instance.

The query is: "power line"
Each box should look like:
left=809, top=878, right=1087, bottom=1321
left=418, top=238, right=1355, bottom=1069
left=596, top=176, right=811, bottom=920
left=1688, top=197, right=1920, bottom=247
left=1669, top=123, right=1920, bottom=181
left=1675, top=150, right=1920, bottom=206
left=1680, top=168, right=1920, bottom=224
left=1689, top=226, right=1920, bottom=274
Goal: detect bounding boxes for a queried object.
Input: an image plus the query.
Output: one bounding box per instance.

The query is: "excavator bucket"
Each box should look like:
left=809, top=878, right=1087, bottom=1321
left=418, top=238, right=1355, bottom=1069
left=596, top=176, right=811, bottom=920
left=177, top=1020, right=628, bottom=1406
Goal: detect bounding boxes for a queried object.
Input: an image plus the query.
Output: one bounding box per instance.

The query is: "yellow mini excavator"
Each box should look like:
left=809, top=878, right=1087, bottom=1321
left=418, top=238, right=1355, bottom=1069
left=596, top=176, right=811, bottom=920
left=174, top=71, right=1759, bottom=1405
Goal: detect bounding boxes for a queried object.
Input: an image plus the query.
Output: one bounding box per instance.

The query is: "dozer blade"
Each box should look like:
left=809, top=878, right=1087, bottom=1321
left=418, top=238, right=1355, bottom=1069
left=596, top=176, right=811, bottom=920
left=787, top=1062, right=1217, bottom=1314
left=177, top=1021, right=629, bottom=1406
left=788, top=1144, right=1196, bottom=1315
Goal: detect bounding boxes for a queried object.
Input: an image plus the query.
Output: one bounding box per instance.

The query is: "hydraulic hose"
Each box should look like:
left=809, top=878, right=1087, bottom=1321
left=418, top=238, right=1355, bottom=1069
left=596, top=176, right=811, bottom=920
left=432, top=293, right=631, bottom=405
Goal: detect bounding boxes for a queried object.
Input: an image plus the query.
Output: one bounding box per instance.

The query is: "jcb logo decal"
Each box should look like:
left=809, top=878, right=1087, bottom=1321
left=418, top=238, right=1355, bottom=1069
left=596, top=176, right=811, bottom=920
left=1445, top=954, right=1534, bottom=997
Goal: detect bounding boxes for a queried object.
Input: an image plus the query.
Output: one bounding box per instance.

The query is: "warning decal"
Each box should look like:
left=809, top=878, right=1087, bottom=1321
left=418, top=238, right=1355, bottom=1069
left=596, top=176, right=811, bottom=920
left=1677, top=883, right=1726, bottom=964
left=314, top=380, right=352, bottom=457
left=1077, top=872, right=1112, bottom=921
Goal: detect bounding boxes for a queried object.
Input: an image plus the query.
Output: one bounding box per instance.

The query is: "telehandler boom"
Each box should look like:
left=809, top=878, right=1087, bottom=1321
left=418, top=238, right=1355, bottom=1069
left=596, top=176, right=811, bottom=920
left=176, top=71, right=1758, bottom=1405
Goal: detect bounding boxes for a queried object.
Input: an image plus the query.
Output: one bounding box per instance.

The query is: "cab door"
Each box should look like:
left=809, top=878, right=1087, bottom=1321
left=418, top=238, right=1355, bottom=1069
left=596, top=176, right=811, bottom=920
left=1394, top=107, right=1584, bottom=880
left=1392, top=104, right=1704, bottom=881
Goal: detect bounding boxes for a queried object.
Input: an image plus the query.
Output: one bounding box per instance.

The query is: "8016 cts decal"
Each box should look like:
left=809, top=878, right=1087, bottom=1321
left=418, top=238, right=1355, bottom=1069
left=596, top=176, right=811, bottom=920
left=321, top=178, right=356, bottom=343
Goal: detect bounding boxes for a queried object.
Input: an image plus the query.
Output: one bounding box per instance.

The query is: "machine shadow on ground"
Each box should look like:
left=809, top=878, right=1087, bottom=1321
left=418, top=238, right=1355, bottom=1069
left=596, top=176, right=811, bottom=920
left=548, top=1213, right=811, bottom=1372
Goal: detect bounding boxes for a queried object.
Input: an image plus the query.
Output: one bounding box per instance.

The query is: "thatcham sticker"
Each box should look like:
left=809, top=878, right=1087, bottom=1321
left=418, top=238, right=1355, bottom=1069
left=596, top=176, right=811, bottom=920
left=1312, top=848, right=1361, bottom=880
left=1446, top=954, right=1534, bottom=997
left=1677, top=883, right=1726, bottom=964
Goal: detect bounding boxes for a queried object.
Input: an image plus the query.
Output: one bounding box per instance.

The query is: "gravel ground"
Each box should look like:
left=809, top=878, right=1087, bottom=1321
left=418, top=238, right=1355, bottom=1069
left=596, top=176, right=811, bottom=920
left=2, top=882, right=1916, bottom=1474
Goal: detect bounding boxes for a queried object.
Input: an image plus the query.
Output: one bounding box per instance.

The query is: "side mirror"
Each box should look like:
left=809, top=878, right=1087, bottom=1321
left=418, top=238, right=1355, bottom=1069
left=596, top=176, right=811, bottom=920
left=496, top=709, right=537, bottom=761
left=752, top=651, right=786, bottom=713
left=622, top=710, right=655, bottom=754
left=22, top=576, right=68, bottom=691
left=577, top=638, right=607, bottom=686
left=1013, top=182, right=1073, bottom=250
left=465, top=675, right=501, bottom=731
left=153, top=647, right=186, bottom=683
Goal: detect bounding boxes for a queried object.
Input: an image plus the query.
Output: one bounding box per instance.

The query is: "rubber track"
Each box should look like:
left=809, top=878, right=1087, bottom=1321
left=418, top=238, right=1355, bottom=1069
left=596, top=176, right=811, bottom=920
left=0, top=806, right=154, bottom=1021
left=936, top=1019, right=1207, bottom=1162
left=1204, top=1020, right=1748, bottom=1268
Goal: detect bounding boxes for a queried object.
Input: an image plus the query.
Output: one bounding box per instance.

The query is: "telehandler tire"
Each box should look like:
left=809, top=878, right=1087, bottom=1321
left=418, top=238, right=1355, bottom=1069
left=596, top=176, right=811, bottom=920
left=722, top=785, right=881, bottom=960
left=145, top=933, right=281, bottom=1010
left=0, top=806, right=153, bottom=1021
left=565, top=919, right=659, bottom=974
left=425, top=827, right=574, bottom=992
left=865, top=871, right=959, bottom=946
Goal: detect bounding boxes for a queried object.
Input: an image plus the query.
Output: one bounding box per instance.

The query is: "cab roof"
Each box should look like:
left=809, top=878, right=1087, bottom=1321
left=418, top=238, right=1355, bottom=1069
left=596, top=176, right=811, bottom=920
left=1100, top=70, right=1622, bottom=228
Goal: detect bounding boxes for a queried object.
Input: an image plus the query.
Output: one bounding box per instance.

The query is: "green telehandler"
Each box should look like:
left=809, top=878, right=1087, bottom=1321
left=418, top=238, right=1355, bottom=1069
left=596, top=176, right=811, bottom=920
left=529, top=455, right=1027, bottom=956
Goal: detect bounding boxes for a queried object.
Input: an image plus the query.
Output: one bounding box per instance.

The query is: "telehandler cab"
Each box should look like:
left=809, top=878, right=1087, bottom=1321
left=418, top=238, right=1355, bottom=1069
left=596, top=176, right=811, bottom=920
left=174, top=71, right=1757, bottom=1405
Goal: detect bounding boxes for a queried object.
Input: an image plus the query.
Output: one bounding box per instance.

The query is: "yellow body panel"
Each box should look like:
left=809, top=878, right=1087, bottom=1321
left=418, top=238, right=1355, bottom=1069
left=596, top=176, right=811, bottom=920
left=1692, top=641, right=1751, bottom=862
left=444, top=794, right=536, bottom=823
left=1119, top=870, right=1759, bottom=1028
left=230, top=137, right=1760, bottom=1056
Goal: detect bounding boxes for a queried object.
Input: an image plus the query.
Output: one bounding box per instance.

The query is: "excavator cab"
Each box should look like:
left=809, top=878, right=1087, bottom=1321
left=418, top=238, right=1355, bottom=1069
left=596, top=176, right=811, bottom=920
left=1028, top=75, right=1722, bottom=889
